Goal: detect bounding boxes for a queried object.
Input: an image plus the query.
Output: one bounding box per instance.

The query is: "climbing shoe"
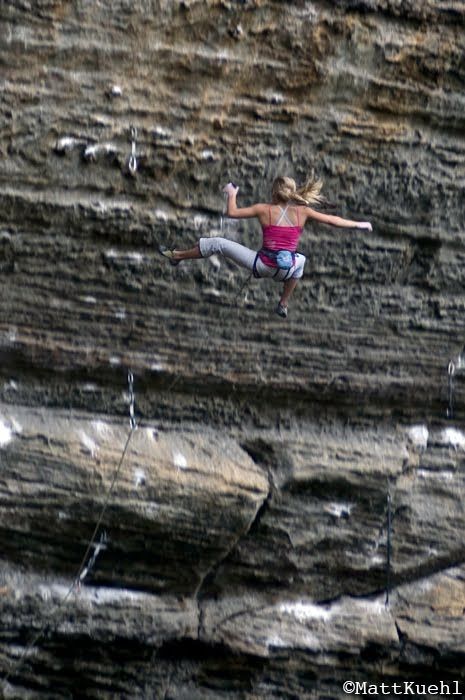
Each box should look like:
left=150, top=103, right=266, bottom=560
left=275, top=302, right=288, bottom=318
left=159, top=245, right=180, bottom=266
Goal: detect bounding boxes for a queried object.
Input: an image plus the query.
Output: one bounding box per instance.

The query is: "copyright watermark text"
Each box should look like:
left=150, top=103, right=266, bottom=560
left=343, top=680, right=462, bottom=696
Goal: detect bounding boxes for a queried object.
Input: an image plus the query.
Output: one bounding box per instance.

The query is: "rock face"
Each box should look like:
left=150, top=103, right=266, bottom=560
left=1, top=0, right=465, bottom=697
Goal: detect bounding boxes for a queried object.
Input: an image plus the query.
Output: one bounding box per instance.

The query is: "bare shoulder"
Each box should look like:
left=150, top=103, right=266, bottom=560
left=301, top=206, right=328, bottom=223
left=302, top=205, right=316, bottom=217
left=252, top=202, right=270, bottom=220
left=295, top=205, right=313, bottom=224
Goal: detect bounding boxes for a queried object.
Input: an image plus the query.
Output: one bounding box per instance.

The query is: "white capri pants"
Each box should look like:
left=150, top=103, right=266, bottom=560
left=199, top=237, right=306, bottom=281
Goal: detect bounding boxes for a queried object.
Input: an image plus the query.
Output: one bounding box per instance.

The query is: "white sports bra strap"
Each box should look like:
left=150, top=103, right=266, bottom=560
left=275, top=205, right=294, bottom=226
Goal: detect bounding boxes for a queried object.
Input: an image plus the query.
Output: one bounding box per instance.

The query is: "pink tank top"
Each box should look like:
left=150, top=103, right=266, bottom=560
left=258, top=206, right=302, bottom=268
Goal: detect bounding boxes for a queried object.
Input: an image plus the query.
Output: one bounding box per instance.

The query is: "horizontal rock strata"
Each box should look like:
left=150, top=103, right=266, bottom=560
left=1, top=0, right=465, bottom=697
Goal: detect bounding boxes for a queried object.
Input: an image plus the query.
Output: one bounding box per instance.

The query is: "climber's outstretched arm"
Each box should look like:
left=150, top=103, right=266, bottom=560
left=303, top=206, right=372, bottom=231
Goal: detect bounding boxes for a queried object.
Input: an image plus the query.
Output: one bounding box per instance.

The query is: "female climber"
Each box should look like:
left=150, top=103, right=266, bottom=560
left=160, top=176, right=372, bottom=318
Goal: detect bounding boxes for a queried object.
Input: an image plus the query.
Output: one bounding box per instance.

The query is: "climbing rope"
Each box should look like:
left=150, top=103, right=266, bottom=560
left=78, top=531, right=108, bottom=585
left=2, top=370, right=138, bottom=691
left=447, top=359, right=455, bottom=419
left=234, top=270, right=253, bottom=304
left=385, top=480, right=392, bottom=607
left=128, top=369, right=137, bottom=429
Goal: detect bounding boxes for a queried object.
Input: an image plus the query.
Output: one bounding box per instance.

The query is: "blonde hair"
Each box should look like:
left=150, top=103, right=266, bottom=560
left=271, top=174, right=324, bottom=206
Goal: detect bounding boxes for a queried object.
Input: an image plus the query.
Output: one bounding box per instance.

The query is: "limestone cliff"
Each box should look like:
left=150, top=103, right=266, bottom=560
left=1, top=1, right=465, bottom=697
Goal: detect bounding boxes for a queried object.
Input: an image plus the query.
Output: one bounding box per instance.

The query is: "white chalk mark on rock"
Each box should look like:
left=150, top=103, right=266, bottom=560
left=407, top=424, right=429, bottom=450
left=279, top=601, right=332, bottom=622
left=0, top=419, right=13, bottom=447
left=323, top=502, right=353, bottom=519
left=173, top=451, right=187, bottom=470
left=440, top=427, right=465, bottom=451
left=134, top=469, right=146, bottom=487
left=79, top=431, right=98, bottom=458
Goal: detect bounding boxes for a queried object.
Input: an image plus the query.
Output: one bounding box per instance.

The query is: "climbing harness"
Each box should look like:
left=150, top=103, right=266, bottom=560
left=2, top=370, right=138, bottom=691
left=251, top=249, right=296, bottom=282
left=259, top=248, right=296, bottom=271
left=128, top=126, right=138, bottom=176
